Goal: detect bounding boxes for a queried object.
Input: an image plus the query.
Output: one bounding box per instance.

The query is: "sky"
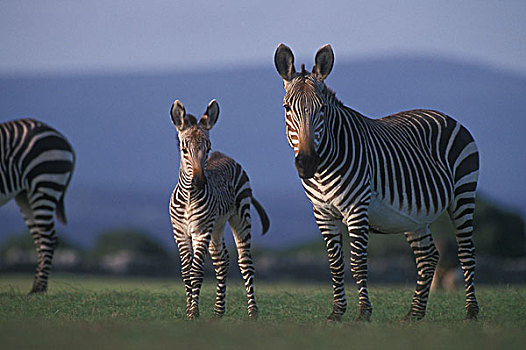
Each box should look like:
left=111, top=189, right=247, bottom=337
left=1, top=1, right=526, bottom=76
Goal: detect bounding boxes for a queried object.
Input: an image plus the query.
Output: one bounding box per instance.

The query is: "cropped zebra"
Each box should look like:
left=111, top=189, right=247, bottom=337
left=0, top=118, right=75, bottom=294
left=169, top=99, right=269, bottom=320
left=274, top=44, right=479, bottom=321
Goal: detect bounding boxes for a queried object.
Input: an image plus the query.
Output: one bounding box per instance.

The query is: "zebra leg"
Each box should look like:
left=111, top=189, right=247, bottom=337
left=449, top=198, right=479, bottom=320
left=175, top=235, right=193, bottom=318
left=314, top=209, right=347, bottom=322
left=346, top=211, right=372, bottom=321
left=16, top=192, right=57, bottom=294
left=229, top=214, right=258, bottom=319
left=209, top=235, right=230, bottom=319
left=404, top=227, right=439, bottom=320
left=188, top=232, right=211, bottom=320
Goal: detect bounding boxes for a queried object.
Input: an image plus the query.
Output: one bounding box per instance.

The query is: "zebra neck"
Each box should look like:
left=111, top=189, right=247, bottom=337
left=177, top=170, right=207, bottom=204
left=315, top=104, right=366, bottom=179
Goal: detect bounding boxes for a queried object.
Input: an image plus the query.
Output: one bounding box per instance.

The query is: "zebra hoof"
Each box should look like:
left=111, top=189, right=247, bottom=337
left=327, top=313, right=342, bottom=323
left=402, top=311, right=424, bottom=321
left=213, top=312, right=225, bottom=320
left=248, top=309, right=258, bottom=320
left=465, top=304, right=479, bottom=320
left=29, top=284, right=47, bottom=295
left=357, top=309, right=372, bottom=322
left=186, top=311, right=199, bottom=320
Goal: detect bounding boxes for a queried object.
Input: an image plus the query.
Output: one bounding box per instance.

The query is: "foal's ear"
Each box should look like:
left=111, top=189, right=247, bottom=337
left=199, top=99, right=220, bottom=131
left=313, top=44, right=334, bottom=81
left=170, top=100, right=190, bottom=132
left=274, top=43, right=296, bottom=81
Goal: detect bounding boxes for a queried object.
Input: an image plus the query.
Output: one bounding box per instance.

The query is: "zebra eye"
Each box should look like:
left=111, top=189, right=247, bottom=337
left=283, top=104, right=291, bottom=112
left=182, top=148, right=188, bottom=155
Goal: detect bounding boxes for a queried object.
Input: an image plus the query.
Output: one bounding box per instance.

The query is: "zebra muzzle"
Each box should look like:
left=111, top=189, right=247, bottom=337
left=192, top=175, right=207, bottom=189
left=295, top=151, right=320, bottom=179
left=191, top=170, right=207, bottom=189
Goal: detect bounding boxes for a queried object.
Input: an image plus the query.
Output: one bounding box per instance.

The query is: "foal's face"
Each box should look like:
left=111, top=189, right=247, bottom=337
left=178, top=126, right=211, bottom=189
left=171, top=99, right=219, bottom=189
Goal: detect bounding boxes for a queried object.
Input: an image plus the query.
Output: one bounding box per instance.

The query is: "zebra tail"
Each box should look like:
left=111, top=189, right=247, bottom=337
left=56, top=195, right=68, bottom=225
left=56, top=152, right=75, bottom=226
left=251, top=196, right=270, bottom=235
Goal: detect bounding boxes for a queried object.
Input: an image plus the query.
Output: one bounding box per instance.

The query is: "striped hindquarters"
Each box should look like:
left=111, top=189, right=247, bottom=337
left=0, top=118, right=75, bottom=221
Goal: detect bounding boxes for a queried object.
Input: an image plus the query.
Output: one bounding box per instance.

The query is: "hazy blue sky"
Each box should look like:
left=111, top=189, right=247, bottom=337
left=1, top=1, right=525, bottom=75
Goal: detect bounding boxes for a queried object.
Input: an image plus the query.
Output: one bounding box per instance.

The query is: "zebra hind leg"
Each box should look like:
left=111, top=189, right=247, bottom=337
left=209, top=237, right=230, bottom=319
left=229, top=214, right=258, bottom=319
left=16, top=192, right=57, bottom=294
left=449, top=197, right=479, bottom=320
left=404, top=227, right=439, bottom=320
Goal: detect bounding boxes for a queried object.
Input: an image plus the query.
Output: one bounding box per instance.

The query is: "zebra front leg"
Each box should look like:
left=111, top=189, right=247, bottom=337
left=404, top=227, right=439, bottom=320
left=346, top=211, right=372, bottom=321
left=209, top=237, right=230, bottom=319
left=175, top=236, right=193, bottom=318
left=188, top=232, right=211, bottom=320
left=314, top=209, right=347, bottom=322
left=230, top=214, right=258, bottom=319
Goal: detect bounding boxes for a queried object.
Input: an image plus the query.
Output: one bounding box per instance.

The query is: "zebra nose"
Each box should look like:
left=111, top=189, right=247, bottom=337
left=192, top=174, right=207, bottom=189
left=295, top=151, right=320, bottom=179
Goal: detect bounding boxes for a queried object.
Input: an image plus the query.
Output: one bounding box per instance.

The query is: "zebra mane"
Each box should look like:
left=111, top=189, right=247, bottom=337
left=322, top=84, right=343, bottom=108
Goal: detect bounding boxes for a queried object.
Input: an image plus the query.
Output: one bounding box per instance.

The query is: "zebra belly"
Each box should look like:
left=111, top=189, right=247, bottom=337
left=367, top=193, right=440, bottom=234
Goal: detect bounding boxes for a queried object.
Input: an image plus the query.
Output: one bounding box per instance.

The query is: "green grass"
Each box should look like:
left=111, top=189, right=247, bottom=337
left=1, top=274, right=525, bottom=349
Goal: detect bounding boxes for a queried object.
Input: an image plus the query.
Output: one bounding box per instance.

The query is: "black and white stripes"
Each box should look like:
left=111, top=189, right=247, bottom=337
left=169, top=99, right=269, bottom=320
left=0, top=118, right=75, bottom=293
left=275, top=44, right=479, bottom=321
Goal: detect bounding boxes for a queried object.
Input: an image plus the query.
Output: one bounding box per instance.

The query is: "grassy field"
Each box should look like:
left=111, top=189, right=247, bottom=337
left=1, top=274, right=525, bottom=349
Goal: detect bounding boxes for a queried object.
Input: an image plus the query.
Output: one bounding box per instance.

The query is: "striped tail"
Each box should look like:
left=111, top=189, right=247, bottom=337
left=55, top=151, right=75, bottom=225
left=55, top=195, right=68, bottom=225
left=251, top=196, right=270, bottom=235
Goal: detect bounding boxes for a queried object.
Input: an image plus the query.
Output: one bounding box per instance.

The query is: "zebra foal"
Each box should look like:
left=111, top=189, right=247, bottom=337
left=274, top=44, right=479, bottom=321
left=1, top=118, right=75, bottom=294
left=169, top=99, right=269, bottom=320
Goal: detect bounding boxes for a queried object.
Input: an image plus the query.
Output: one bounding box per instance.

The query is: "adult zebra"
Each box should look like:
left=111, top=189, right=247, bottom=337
left=1, top=118, right=75, bottom=294
left=274, top=44, right=479, bottom=321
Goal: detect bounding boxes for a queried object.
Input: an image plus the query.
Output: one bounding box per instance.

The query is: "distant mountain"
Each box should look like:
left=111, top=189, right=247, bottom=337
left=1, top=56, right=525, bottom=248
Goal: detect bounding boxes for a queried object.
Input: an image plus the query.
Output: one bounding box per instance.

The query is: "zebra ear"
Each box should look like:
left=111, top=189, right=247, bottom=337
left=171, top=100, right=189, bottom=132
left=200, top=99, right=220, bottom=131
left=274, top=43, right=296, bottom=81
left=313, top=44, right=334, bottom=81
